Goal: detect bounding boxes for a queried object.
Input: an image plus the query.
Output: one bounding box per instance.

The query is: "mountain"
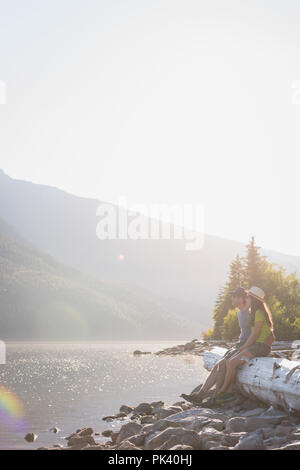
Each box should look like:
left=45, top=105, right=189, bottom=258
left=1, top=169, right=300, bottom=332
left=0, top=218, right=199, bottom=340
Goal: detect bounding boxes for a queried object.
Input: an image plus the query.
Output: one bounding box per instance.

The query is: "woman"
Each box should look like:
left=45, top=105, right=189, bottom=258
left=216, top=286, right=275, bottom=402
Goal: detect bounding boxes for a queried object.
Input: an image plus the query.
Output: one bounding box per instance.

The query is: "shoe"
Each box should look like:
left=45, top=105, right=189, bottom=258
left=200, top=397, right=219, bottom=409
left=215, top=392, right=236, bottom=404
left=180, top=393, right=203, bottom=405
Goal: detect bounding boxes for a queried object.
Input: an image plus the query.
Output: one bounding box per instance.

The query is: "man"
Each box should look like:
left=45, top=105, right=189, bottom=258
left=180, top=287, right=251, bottom=406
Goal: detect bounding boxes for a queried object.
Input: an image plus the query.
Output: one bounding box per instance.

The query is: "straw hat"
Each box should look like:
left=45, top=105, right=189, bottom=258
left=247, top=286, right=265, bottom=301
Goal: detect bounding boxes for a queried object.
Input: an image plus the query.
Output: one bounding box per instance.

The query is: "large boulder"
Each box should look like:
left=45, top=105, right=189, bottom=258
left=145, top=427, right=202, bottom=450
left=226, top=415, right=285, bottom=433
left=133, top=403, right=153, bottom=415
left=116, top=422, right=143, bottom=445
left=234, top=430, right=265, bottom=450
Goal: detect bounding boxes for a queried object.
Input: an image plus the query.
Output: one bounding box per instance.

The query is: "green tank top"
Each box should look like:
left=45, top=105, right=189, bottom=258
left=252, top=309, right=272, bottom=343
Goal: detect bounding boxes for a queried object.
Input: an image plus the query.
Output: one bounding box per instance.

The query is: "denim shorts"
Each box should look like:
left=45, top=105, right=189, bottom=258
left=248, top=342, right=271, bottom=357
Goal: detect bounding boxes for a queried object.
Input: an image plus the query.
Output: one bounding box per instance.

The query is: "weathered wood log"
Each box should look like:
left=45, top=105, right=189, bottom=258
left=203, top=347, right=300, bottom=413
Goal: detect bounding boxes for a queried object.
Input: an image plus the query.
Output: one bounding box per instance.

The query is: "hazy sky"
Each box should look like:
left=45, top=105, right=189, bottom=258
left=1, top=0, right=300, bottom=255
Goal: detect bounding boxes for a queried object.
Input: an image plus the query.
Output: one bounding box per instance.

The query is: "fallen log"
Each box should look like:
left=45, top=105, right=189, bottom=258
left=203, top=347, right=300, bottom=413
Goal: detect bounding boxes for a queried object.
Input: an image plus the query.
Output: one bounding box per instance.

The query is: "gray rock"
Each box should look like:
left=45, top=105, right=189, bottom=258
left=156, top=406, right=180, bottom=419
left=226, top=415, right=283, bottom=433
left=167, top=408, right=228, bottom=424
left=140, top=415, right=156, bottom=424
left=118, top=440, right=141, bottom=450
left=198, top=427, right=223, bottom=444
left=240, top=408, right=266, bottom=418
left=127, top=434, right=146, bottom=447
left=275, top=441, right=300, bottom=450
left=120, top=405, right=134, bottom=414
left=209, top=445, right=230, bottom=450
left=67, top=435, right=96, bottom=448
left=221, top=433, right=247, bottom=447
left=78, top=427, right=94, bottom=437
left=133, top=403, right=153, bottom=415
left=116, top=422, right=143, bottom=445
left=146, top=427, right=202, bottom=450
left=102, top=430, right=113, bottom=438
left=170, top=444, right=194, bottom=450
left=25, top=433, right=38, bottom=442
left=143, top=419, right=181, bottom=436
left=234, top=430, right=265, bottom=450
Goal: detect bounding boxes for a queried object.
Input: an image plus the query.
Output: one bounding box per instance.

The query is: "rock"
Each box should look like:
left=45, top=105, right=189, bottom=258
left=133, top=403, right=153, bottom=415
left=120, top=405, right=134, bottom=414
left=202, top=439, right=221, bottom=450
left=170, top=444, right=193, bottom=450
left=146, top=427, right=202, bottom=450
left=116, top=422, right=143, bottom=445
left=184, top=341, right=196, bottom=351
left=102, top=415, right=116, bottom=421
left=127, top=434, right=146, bottom=447
left=50, top=427, right=60, bottom=434
left=118, top=440, right=141, bottom=450
left=115, top=412, right=127, bottom=419
left=143, top=419, right=181, bottom=436
left=234, top=430, right=265, bottom=450
left=198, top=427, right=223, bottom=444
left=221, top=433, right=247, bottom=447
left=167, top=408, right=228, bottom=424
left=102, top=430, right=113, bottom=438
left=157, top=436, right=182, bottom=450
left=78, top=427, right=94, bottom=437
left=275, top=441, right=300, bottom=450
left=226, top=415, right=284, bottom=433
left=133, top=350, right=151, bottom=356
left=25, top=433, right=38, bottom=442
left=150, top=400, right=164, bottom=409
left=67, top=435, right=96, bottom=448
left=209, top=445, right=230, bottom=450
left=140, top=415, right=156, bottom=424
left=156, top=406, right=180, bottom=420
left=240, top=408, right=266, bottom=417
left=264, top=436, right=289, bottom=448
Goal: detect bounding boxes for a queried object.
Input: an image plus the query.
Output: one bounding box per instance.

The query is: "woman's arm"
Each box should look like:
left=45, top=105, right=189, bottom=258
left=239, top=321, right=263, bottom=351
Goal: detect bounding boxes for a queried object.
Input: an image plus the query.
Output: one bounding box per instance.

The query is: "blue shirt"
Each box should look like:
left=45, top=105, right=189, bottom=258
left=237, top=307, right=251, bottom=344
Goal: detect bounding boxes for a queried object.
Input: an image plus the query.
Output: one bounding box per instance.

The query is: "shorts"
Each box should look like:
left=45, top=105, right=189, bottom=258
left=247, top=342, right=271, bottom=357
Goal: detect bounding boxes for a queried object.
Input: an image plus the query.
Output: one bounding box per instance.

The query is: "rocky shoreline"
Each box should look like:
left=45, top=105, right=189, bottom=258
left=35, top=340, right=300, bottom=451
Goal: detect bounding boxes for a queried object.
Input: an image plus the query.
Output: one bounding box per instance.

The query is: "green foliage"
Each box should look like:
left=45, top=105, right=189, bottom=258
left=211, top=236, right=300, bottom=341
left=222, top=309, right=240, bottom=340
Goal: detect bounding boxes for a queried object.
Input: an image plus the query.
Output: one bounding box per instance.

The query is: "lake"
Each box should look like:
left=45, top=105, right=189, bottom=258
left=0, top=341, right=207, bottom=449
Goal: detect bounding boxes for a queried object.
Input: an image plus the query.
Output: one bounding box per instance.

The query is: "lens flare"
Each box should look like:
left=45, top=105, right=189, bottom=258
left=0, top=385, right=25, bottom=430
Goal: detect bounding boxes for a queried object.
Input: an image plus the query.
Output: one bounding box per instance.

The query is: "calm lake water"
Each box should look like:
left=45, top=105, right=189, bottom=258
left=0, top=341, right=207, bottom=450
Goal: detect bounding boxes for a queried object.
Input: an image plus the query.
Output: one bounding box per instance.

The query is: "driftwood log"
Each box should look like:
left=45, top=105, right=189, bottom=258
left=203, top=346, right=300, bottom=413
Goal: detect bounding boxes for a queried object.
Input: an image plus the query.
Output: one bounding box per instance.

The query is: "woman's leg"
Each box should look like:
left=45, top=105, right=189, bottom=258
left=220, top=350, right=254, bottom=393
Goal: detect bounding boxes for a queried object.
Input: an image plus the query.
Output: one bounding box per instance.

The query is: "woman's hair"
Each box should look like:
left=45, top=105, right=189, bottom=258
left=250, top=296, right=274, bottom=331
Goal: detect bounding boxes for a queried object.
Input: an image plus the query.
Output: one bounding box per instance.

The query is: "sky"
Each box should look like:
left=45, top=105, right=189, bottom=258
left=0, top=0, right=300, bottom=256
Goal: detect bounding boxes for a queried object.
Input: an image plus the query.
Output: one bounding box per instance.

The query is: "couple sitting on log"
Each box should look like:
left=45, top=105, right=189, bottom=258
left=181, top=286, right=275, bottom=407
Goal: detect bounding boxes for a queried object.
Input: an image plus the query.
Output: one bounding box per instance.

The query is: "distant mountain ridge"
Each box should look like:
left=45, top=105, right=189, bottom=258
left=0, top=217, right=198, bottom=340
left=0, top=169, right=299, bottom=333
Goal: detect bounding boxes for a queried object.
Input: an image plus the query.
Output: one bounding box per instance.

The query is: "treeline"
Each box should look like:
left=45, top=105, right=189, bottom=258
left=204, top=237, right=300, bottom=341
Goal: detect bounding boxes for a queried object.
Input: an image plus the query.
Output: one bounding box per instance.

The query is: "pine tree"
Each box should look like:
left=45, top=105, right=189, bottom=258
left=244, top=236, right=266, bottom=289
left=212, top=254, right=245, bottom=339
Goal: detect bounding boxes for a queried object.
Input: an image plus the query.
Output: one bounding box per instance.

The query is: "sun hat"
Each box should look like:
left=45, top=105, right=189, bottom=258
left=247, top=286, right=265, bottom=301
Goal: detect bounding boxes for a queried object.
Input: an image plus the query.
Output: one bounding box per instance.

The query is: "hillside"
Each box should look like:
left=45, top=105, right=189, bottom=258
left=0, top=220, right=199, bottom=340
left=1, top=169, right=300, bottom=330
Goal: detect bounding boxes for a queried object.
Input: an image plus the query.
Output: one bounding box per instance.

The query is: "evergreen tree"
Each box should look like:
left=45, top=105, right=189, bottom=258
left=212, top=254, right=244, bottom=339
left=244, top=236, right=266, bottom=288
